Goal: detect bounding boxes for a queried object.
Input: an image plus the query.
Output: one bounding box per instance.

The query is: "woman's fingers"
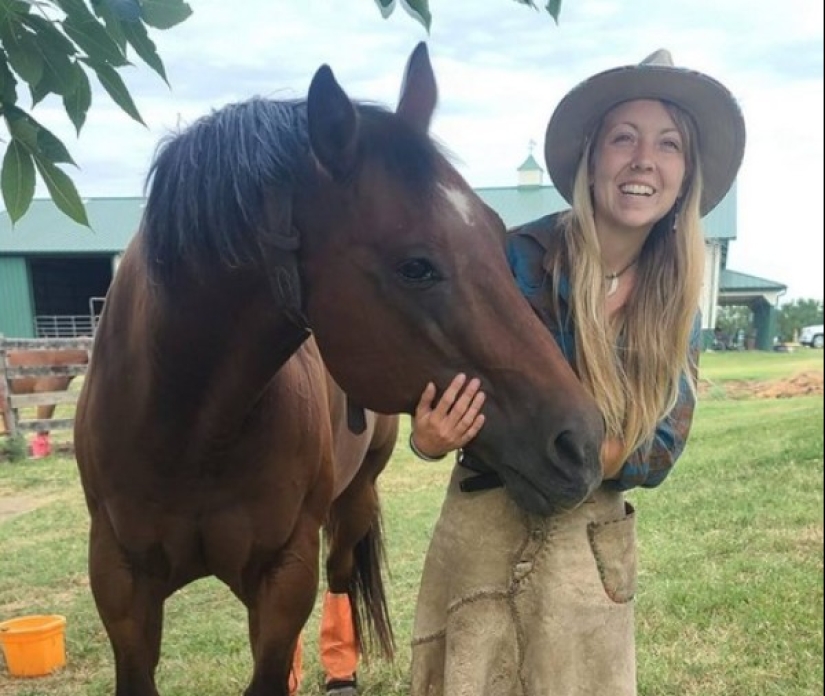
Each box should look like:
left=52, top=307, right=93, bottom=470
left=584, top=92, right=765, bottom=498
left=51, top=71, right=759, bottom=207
left=411, top=374, right=487, bottom=457
left=446, top=378, right=483, bottom=428
left=431, top=373, right=468, bottom=419
left=415, top=381, right=438, bottom=419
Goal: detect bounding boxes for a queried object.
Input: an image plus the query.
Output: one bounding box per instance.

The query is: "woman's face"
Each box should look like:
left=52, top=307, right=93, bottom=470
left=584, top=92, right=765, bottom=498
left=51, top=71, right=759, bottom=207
left=590, top=99, right=687, bottom=236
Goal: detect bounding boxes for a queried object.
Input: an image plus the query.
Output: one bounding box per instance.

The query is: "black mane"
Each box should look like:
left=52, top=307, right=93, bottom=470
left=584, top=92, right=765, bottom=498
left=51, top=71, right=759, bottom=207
left=141, top=95, right=442, bottom=284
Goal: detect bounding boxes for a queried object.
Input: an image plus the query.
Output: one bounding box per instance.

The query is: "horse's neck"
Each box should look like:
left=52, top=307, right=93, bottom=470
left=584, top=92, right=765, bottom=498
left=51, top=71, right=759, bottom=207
left=106, top=250, right=309, bottom=451
left=159, top=272, right=308, bottom=426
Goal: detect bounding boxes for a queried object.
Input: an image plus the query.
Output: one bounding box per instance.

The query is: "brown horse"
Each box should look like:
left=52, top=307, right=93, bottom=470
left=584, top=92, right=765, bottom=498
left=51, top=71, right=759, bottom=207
left=73, top=42, right=604, bottom=696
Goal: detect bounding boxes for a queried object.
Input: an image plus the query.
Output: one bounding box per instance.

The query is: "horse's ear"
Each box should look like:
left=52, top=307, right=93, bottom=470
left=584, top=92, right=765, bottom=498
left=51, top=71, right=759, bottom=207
left=308, top=64, right=358, bottom=180
left=396, top=42, right=437, bottom=133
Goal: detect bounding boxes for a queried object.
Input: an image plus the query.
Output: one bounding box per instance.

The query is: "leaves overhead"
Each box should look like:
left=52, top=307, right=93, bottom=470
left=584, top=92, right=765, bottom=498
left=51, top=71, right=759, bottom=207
left=0, top=0, right=192, bottom=225
left=373, top=0, right=564, bottom=31
left=2, top=1, right=560, bottom=227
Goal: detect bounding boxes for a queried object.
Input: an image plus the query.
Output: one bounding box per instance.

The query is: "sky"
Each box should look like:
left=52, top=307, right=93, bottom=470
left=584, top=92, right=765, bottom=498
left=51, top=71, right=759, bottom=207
left=28, top=0, right=825, bottom=302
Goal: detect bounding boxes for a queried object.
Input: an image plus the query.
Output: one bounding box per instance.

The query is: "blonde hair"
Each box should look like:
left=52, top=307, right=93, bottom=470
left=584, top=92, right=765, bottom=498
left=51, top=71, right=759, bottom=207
left=552, top=102, right=704, bottom=462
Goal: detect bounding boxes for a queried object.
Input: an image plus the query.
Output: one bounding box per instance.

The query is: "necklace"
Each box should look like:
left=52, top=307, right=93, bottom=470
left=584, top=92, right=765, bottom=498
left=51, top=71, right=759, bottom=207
left=605, top=258, right=639, bottom=297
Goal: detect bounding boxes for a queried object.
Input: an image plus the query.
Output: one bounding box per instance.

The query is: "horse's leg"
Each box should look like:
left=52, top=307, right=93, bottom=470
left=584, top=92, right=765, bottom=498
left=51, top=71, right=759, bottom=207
left=243, top=514, right=323, bottom=696
left=319, top=591, right=358, bottom=694
left=323, top=421, right=397, bottom=692
left=87, top=511, right=167, bottom=696
left=289, top=633, right=303, bottom=696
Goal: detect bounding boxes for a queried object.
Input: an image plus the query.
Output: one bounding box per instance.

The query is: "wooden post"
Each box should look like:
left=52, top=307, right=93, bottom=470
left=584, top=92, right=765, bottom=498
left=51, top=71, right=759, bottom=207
left=0, top=334, right=18, bottom=438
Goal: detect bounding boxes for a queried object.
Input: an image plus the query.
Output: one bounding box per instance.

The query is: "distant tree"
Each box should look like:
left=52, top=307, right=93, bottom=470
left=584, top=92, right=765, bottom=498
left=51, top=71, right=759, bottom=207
left=715, top=305, right=752, bottom=339
left=777, top=298, right=824, bottom=342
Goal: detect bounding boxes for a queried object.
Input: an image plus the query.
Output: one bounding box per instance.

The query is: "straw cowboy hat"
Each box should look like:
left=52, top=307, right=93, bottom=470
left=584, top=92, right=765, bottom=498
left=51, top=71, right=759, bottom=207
left=544, top=49, right=746, bottom=216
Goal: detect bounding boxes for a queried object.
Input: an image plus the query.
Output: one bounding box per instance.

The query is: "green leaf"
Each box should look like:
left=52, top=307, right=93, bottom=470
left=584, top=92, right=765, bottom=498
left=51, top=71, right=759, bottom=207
left=21, top=14, right=78, bottom=56
left=90, top=1, right=127, bottom=50
left=374, top=0, right=396, bottom=18
left=62, top=63, right=91, bottom=133
left=545, top=0, right=562, bottom=23
left=0, top=54, right=19, bottom=104
left=140, top=0, right=192, bottom=30
left=63, top=14, right=129, bottom=66
left=510, top=0, right=563, bottom=22
left=0, top=0, right=30, bottom=25
left=0, top=22, right=45, bottom=85
left=3, top=104, right=39, bottom=148
left=36, top=125, right=77, bottom=167
left=18, top=16, right=81, bottom=97
left=400, top=0, right=430, bottom=30
left=28, top=65, right=60, bottom=105
left=122, top=18, right=167, bottom=83
left=1, top=138, right=36, bottom=225
left=94, top=0, right=141, bottom=22
left=30, top=151, right=89, bottom=226
left=82, top=57, right=145, bottom=124
left=4, top=103, right=77, bottom=165
left=53, top=0, right=97, bottom=21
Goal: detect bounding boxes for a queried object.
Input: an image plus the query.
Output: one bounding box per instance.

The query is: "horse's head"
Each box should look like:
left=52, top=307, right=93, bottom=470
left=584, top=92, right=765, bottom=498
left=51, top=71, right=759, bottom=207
left=295, top=43, right=605, bottom=515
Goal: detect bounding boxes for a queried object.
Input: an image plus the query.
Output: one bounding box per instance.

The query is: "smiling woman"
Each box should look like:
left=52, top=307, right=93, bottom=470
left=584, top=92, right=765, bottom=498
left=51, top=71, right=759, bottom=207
left=408, top=48, right=746, bottom=696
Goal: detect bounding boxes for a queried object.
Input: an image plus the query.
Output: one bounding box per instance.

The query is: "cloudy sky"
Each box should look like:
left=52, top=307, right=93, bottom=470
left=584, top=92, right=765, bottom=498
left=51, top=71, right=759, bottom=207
left=32, top=0, right=824, bottom=301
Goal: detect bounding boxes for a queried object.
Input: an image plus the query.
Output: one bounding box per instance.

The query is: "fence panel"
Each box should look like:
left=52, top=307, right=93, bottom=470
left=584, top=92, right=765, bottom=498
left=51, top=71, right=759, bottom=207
left=0, top=335, right=92, bottom=439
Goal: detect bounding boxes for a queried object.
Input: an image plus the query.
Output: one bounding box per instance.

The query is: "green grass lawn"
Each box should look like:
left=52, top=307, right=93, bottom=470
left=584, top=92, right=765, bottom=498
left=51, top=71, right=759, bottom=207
left=0, top=351, right=822, bottom=695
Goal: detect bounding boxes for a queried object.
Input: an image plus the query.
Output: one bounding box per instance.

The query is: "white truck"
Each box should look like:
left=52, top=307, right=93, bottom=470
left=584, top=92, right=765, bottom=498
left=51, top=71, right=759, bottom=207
left=799, top=324, right=824, bottom=349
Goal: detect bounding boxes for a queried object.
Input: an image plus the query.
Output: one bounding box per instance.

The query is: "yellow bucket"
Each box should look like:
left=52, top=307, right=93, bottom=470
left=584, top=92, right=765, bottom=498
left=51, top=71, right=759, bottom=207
left=0, top=614, right=66, bottom=677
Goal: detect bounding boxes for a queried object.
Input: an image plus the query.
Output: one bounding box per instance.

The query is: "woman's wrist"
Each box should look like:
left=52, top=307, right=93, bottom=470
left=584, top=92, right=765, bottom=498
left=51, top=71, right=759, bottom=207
left=409, top=432, right=447, bottom=462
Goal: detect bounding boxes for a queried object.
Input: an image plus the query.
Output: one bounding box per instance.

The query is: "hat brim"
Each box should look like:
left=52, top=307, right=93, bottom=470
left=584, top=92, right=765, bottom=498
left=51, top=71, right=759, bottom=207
left=544, top=64, right=746, bottom=216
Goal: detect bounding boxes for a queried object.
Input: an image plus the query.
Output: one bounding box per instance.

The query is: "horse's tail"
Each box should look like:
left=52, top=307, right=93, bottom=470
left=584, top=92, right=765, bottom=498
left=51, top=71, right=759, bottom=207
left=348, top=501, right=395, bottom=660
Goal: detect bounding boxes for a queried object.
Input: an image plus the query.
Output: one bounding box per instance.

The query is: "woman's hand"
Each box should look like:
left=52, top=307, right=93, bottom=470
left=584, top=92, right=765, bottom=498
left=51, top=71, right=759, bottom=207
left=410, top=373, right=486, bottom=460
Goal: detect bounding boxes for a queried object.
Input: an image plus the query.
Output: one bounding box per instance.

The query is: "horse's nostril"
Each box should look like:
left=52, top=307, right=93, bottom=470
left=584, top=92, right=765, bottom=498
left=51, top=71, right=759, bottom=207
left=553, top=429, right=586, bottom=468
left=548, top=429, right=602, bottom=502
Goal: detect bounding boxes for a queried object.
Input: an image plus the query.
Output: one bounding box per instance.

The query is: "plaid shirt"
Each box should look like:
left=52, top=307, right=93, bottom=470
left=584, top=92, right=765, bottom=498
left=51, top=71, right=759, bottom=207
left=506, top=214, right=699, bottom=491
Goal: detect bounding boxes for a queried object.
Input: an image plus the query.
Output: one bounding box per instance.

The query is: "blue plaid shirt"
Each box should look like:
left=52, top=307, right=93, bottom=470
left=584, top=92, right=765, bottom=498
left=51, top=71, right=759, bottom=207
left=506, top=214, right=700, bottom=491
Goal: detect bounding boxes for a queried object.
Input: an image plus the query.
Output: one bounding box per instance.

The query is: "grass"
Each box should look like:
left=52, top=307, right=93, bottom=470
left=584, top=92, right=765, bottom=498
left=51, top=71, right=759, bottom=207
left=698, top=347, right=822, bottom=382
left=0, top=351, right=822, bottom=695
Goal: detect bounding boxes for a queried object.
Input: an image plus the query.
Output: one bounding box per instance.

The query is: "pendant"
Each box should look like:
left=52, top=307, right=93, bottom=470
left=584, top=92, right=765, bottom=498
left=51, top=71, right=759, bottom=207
left=606, top=275, right=619, bottom=297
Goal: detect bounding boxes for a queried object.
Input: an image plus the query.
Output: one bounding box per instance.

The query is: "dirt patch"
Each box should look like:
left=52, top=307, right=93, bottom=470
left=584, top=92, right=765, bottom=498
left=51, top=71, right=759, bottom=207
left=699, top=370, right=824, bottom=399
left=0, top=493, right=42, bottom=524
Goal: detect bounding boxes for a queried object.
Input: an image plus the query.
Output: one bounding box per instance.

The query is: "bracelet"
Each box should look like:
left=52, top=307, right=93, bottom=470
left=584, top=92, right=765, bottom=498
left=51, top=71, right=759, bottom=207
left=408, top=432, right=447, bottom=462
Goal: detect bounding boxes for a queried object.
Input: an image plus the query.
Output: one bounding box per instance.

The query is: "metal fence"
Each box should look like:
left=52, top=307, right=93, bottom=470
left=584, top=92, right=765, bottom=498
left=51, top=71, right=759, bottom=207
left=35, top=315, right=96, bottom=338
left=34, top=297, right=106, bottom=338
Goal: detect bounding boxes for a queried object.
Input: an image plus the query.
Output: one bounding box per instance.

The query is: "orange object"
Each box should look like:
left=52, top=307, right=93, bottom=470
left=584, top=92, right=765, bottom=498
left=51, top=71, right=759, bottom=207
left=289, top=632, right=303, bottom=695
left=320, top=591, right=358, bottom=682
left=0, top=615, right=66, bottom=677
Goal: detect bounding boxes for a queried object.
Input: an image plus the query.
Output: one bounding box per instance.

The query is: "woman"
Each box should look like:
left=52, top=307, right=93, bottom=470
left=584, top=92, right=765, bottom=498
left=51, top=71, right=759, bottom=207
left=407, top=49, right=746, bottom=695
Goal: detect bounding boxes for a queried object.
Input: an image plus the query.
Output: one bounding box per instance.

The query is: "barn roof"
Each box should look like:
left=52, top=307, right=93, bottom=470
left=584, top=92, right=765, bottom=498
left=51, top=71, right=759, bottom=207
left=1, top=181, right=738, bottom=255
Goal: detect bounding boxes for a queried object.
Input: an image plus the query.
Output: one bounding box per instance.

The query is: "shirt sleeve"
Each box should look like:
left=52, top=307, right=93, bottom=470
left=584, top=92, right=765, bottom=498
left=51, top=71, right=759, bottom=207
left=603, top=314, right=702, bottom=491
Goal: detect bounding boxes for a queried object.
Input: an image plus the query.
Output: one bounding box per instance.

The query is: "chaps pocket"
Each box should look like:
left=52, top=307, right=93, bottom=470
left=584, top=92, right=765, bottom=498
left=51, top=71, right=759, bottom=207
left=587, top=502, right=637, bottom=604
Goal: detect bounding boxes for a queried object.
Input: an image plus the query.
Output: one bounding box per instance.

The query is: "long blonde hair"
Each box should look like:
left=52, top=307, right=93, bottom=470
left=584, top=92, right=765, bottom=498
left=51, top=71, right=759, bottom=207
left=553, top=102, right=704, bottom=462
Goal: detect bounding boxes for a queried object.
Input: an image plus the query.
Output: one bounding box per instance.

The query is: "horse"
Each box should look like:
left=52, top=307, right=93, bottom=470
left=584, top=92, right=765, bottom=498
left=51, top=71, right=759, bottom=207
left=2, top=348, right=90, bottom=455
left=73, top=42, right=605, bottom=696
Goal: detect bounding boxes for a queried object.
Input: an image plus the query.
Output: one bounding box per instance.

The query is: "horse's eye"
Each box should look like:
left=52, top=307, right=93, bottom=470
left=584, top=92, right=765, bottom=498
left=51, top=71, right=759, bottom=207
left=395, top=258, right=440, bottom=285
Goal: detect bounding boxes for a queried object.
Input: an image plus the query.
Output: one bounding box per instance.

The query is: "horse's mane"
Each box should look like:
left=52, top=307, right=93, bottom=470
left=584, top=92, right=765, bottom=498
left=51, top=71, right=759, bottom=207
left=142, top=97, right=309, bottom=283
left=141, top=95, right=442, bottom=285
